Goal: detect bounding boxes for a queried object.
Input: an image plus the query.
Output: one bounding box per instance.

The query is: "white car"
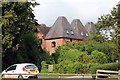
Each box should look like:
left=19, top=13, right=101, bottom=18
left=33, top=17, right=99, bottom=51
left=1, top=63, right=39, bottom=79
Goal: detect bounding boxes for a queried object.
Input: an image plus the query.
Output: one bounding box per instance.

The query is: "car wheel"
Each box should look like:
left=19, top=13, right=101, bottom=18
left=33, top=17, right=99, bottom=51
left=18, top=74, right=23, bottom=79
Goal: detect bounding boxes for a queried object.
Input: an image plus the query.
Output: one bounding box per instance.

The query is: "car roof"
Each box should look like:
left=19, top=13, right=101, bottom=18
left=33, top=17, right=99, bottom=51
left=11, top=63, right=36, bottom=67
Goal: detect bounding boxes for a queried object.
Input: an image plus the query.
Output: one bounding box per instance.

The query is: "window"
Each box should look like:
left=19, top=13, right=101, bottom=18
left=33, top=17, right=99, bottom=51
left=70, top=30, right=74, bottom=35
left=66, top=29, right=69, bottom=34
left=6, top=65, right=17, bottom=71
left=81, top=32, right=84, bottom=36
left=51, top=42, right=56, bottom=47
left=25, top=65, right=37, bottom=69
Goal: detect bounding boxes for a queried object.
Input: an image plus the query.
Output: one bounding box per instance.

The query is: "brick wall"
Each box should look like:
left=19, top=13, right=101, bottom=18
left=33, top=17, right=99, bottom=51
left=45, top=38, right=81, bottom=55
left=37, top=33, right=45, bottom=50
left=45, top=38, right=64, bottom=55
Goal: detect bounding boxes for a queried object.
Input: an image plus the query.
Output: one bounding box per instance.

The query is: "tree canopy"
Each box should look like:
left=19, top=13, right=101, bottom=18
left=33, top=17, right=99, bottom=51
left=95, top=5, right=119, bottom=45
left=2, top=1, right=39, bottom=51
left=1, top=1, right=49, bottom=70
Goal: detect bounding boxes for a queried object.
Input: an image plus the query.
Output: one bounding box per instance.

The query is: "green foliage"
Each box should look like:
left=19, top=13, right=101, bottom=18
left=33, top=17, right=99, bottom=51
left=73, top=62, right=85, bottom=74
left=77, top=52, right=90, bottom=64
left=2, top=1, right=39, bottom=51
left=53, top=61, right=74, bottom=74
left=41, top=61, right=49, bottom=73
left=91, top=62, right=120, bottom=74
left=57, top=49, right=80, bottom=63
left=53, top=40, right=119, bottom=74
left=1, top=1, right=48, bottom=71
left=90, top=50, right=108, bottom=64
left=54, top=62, right=97, bottom=74
left=17, top=32, right=41, bottom=63
left=2, top=31, right=47, bottom=69
left=95, top=6, right=119, bottom=44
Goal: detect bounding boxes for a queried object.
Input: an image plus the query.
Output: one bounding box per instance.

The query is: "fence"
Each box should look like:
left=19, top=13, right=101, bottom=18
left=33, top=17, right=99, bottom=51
left=96, top=70, right=119, bottom=79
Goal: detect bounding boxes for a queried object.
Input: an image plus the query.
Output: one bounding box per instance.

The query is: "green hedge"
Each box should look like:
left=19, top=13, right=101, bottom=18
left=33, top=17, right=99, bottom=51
left=53, top=62, right=97, bottom=74
left=91, top=62, right=120, bottom=74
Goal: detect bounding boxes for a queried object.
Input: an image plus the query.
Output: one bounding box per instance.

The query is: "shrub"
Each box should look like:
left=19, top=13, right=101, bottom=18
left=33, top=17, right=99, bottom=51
left=40, top=61, right=49, bottom=73
left=91, top=62, right=120, bottom=74
left=90, top=50, right=108, bottom=64
left=53, top=62, right=93, bottom=74
left=73, top=62, right=84, bottom=74
left=53, top=61, right=74, bottom=73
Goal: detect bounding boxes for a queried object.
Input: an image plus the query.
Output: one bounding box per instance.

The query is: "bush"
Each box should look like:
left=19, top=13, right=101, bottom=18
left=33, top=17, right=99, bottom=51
left=53, top=62, right=93, bottom=74
left=91, top=62, right=120, bottom=74
left=40, top=61, right=49, bottom=73
left=90, top=50, right=108, bottom=64
left=53, top=61, right=74, bottom=73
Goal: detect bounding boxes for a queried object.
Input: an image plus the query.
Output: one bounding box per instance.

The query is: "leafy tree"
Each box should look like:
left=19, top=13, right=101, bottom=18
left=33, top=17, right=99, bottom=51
left=77, top=52, right=90, bottom=64
left=95, top=6, right=118, bottom=42
left=117, top=2, right=120, bottom=52
left=1, top=1, right=49, bottom=70
left=90, top=50, right=108, bottom=64
left=2, top=1, right=39, bottom=51
left=95, top=5, right=120, bottom=55
left=57, top=49, right=80, bottom=63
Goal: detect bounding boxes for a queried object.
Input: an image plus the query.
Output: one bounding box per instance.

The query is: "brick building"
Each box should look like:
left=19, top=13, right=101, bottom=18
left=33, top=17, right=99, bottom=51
left=36, top=16, right=97, bottom=55
left=36, top=24, right=50, bottom=50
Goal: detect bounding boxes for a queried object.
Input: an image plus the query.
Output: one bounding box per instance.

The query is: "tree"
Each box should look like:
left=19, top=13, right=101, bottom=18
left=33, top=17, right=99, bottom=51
left=1, top=1, right=48, bottom=69
left=95, top=6, right=119, bottom=44
left=2, top=1, right=39, bottom=51
left=95, top=4, right=120, bottom=60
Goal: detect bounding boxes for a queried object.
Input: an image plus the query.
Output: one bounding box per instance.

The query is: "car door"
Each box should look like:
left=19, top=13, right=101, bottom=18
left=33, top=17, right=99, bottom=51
left=4, top=65, right=18, bottom=78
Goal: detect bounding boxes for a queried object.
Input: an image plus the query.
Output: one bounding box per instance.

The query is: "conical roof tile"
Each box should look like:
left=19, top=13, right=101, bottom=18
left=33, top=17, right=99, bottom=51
left=71, top=19, right=89, bottom=39
left=45, top=16, right=82, bottom=40
left=85, top=22, right=97, bottom=35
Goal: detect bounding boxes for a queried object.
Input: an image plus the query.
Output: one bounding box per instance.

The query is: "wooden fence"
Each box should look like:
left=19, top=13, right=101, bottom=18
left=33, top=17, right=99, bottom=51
left=96, top=70, right=119, bottom=79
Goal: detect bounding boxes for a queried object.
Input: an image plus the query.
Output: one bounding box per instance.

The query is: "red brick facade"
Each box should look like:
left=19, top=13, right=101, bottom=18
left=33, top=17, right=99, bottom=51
left=45, top=38, right=80, bottom=55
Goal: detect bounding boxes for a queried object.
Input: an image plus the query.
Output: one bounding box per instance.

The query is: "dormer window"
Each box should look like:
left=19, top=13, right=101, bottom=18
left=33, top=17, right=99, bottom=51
left=86, top=33, right=89, bottom=36
left=71, top=30, right=74, bottom=35
left=81, top=32, right=84, bottom=36
left=66, top=29, right=69, bottom=34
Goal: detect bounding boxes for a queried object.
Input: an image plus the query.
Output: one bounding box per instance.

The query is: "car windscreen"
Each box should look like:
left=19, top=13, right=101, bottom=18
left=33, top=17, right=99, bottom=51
left=24, top=65, right=37, bottom=70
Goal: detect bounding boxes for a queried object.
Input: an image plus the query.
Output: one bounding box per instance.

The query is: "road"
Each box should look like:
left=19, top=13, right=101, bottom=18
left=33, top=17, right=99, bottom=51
left=37, top=75, right=93, bottom=80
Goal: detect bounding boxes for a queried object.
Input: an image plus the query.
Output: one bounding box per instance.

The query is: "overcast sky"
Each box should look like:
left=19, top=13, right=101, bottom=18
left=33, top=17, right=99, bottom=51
left=33, top=0, right=120, bottom=26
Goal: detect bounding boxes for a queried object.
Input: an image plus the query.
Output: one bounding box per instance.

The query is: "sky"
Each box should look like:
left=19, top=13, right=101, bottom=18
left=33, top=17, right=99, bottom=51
left=33, top=0, right=120, bottom=27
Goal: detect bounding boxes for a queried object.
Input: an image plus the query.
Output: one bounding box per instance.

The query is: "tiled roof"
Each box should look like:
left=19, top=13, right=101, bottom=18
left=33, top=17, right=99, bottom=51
left=85, top=22, right=97, bottom=35
left=36, top=24, right=51, bottom=38
left=45, top=16, right=82, bottom=40
left=71, top=19, right=89, bottom=39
